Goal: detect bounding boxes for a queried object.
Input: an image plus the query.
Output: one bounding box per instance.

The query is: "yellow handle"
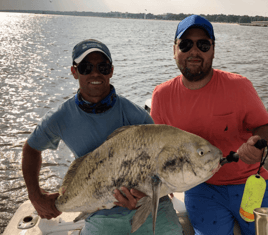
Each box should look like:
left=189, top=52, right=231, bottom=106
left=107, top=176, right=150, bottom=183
left=240, top=174, right=266, bottom=222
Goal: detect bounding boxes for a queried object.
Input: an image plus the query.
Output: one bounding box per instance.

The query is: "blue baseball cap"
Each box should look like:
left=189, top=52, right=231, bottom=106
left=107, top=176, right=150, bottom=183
left=72, top=39, right=112, bottom=64
left=175, top=15, right=215, bottom=41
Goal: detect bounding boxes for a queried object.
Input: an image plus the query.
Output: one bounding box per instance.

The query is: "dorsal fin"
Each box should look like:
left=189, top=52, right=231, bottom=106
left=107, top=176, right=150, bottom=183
left=106, top=125, right=135, bottom=141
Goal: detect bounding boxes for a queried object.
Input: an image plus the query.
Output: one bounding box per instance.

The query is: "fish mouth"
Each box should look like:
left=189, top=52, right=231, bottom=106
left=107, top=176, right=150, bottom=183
left=210, top=162, right=222, bottom=175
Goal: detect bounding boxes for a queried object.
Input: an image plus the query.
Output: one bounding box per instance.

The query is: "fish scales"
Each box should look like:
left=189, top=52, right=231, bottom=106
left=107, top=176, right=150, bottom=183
left=57, top=126, right=157, bottom=209
left=55, top=124, right=222, bottom=233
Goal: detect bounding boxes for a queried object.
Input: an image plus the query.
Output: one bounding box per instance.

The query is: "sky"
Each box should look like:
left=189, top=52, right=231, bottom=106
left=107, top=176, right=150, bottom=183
left=1, top=0, right=268, bottom=17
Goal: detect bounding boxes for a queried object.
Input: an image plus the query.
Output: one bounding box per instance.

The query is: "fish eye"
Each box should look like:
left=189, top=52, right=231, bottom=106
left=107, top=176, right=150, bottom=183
left=197, top=149, right=204, bottom=156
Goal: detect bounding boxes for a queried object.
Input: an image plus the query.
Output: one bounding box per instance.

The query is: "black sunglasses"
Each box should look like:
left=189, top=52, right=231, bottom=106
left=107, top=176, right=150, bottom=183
left=76, top=62, right=112, bottom=75
left=179, top=39, right=212, bottom=53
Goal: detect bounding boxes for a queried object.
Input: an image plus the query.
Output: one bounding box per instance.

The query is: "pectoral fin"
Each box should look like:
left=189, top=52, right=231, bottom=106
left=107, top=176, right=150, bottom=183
left=131, top=196, right=152, bottom=233
left=151, top=175, right=162, bottom=235
left=131, top=175, right=162, bottom=234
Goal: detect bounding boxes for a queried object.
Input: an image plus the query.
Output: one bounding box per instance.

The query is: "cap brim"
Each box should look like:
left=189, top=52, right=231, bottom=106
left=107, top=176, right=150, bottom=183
left=74, top=48, right=112, bottom=64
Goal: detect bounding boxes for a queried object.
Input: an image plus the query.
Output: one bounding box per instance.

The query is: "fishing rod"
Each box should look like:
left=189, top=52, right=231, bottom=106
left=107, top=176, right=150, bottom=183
left=220, top=139, right=268, bottom=166
left=219, top=139, right=268, bottom=223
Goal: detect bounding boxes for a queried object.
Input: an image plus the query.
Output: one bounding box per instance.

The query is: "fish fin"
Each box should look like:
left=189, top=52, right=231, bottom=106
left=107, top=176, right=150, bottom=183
left=151, top=175, right=162, bottom=235
left=59, top=155, right=86, bottom=195
left=73, top=212, right=90, bottom=222
left=131, top=196, right=152, bottom=233
left=106, top=125, right=135, bottom=141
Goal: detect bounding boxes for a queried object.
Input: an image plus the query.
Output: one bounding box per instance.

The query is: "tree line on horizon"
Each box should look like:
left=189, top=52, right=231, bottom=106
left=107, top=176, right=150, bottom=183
left=2, top=10, right=268, bottom=23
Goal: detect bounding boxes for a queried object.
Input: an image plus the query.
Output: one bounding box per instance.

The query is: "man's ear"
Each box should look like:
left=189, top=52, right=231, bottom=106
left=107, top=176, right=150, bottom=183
left=111, top=65, right=114, bottom=76
left=173, top=44, right=176, bottom=59
left=212, top=42, right=215, bottom=59
left=71, top=66, right=78, bottom=80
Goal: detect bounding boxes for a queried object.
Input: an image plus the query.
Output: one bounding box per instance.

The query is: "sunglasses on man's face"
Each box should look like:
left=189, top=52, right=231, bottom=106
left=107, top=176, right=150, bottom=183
left=76, top=62, right=112, bottom=75
left=179, top=39, right=212, bottom=53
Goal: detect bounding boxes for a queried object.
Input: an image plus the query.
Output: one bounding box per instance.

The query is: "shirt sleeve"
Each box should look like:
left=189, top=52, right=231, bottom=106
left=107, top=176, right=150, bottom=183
left=130, top=105, right=154, bottom=125
left=239, top=79, right=268, bottom=130
left=27, top=110, right=61, bottom=151
left=120, top=97, right=154, bottom=125
left=143, top=112, right=154, bottom=124
left=150, top=86, right=164, bottom=124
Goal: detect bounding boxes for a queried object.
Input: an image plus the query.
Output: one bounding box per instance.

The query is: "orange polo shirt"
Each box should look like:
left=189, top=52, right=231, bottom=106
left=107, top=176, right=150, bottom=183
left=151, top=69, right=268, bottom=185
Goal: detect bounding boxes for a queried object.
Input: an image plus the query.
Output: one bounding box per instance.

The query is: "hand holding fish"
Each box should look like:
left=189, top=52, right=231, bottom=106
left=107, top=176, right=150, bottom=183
left=22, top=142, right=62, bottom=220
left=30, top=189, right=61, bottom=220
left=113, top=187, right=147, bottom=210
left=237, top=135, right=264, bottom=164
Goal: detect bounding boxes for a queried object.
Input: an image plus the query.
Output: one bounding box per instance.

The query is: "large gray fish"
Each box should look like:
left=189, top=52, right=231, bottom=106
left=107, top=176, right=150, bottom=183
left=55, top=124, right=222, bottom=233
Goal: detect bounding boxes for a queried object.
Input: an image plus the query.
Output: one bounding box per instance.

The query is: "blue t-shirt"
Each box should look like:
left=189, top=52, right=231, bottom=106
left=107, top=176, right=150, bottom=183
left=27, top=93, right=154, bottom=217
left=28, top=94, right=154, bottom=158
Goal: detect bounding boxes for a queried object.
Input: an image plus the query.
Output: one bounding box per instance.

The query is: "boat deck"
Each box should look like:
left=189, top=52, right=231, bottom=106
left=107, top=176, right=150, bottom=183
left=3, top=193, right=242, bottom=235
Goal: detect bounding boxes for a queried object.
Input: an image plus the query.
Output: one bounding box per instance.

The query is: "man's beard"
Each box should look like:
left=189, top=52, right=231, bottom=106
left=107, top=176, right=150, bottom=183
left=177, top=57, right=213, bottom=82
left=181, top=66, right=212, bottom=82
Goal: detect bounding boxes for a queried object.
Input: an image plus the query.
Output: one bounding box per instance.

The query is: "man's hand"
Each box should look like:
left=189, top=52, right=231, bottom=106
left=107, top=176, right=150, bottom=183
left=237, top=135, right=264, bottom=164
left=22, top=143, right=62, bottom=220
left=113, top=187, right=147, bottom=210
left=30, top=190, right=62, bottom=220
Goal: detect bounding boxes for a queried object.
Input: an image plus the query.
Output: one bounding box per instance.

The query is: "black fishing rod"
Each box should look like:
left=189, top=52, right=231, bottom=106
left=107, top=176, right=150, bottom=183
left=220, top=139, right=268, bottom=166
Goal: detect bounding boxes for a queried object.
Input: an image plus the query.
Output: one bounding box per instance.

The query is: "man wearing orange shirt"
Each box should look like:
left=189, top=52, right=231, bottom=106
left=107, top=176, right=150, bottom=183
left=150, top=15, right=268, bottom=235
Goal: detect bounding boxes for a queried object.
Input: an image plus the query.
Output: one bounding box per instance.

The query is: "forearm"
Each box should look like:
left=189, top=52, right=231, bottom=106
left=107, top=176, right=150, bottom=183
left=22, top=141, right=61, bottom=219
left=22, top=141, right=43, bottom=200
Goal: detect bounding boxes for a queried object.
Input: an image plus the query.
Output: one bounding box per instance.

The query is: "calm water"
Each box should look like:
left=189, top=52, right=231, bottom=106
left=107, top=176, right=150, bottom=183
left=0, top=12, right=268, bottom=233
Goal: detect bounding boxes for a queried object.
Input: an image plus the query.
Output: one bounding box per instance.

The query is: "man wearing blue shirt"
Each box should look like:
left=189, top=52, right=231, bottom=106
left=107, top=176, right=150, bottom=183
left=22, top=39, right=183, bottom=234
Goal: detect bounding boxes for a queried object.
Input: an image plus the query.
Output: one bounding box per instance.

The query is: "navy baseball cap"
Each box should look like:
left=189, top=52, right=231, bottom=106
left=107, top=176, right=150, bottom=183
left=72, top=39, right=112, bottom=64
left=175, top=15, right=215, bottom=41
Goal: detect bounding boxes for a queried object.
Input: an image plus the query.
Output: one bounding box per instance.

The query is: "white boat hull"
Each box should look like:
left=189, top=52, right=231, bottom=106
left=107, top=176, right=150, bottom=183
left=3, top=200, right=84, bottom=235
left=3, top=193, right=241, bottom=235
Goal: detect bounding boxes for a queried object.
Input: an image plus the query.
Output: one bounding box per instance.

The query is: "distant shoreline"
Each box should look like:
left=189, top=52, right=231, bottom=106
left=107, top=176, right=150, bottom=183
left=1, top=10, right=267, bottom=24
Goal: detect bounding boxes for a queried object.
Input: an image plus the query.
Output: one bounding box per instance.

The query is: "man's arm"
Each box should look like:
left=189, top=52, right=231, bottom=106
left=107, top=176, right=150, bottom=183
left=237, top=124, right=268, bottom=164
left=22, top=141, right=61, bottom=219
